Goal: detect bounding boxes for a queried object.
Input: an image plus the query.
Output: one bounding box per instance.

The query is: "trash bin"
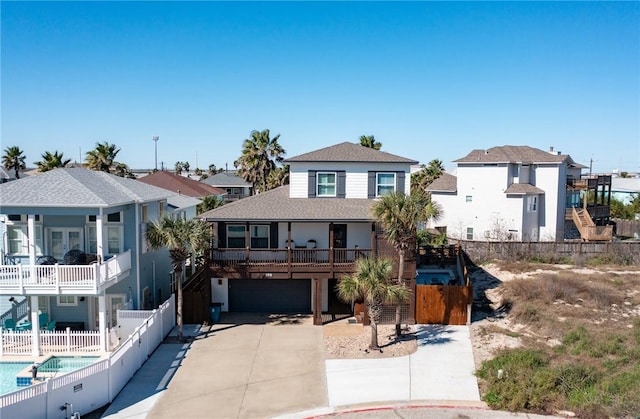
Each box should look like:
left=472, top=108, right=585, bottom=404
left=210, top=302, right=222, bottom=323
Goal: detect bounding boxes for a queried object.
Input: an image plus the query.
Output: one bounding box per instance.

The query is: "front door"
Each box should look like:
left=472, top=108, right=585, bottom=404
left=333, top=224, right=347, bottom=248
left=106, top=294, right=126, bottom=328
left=48, top=228, right=83, bottom=261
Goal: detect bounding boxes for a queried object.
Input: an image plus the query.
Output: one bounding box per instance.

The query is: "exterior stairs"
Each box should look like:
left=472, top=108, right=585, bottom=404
left=572, top=207, right=613, bottom=242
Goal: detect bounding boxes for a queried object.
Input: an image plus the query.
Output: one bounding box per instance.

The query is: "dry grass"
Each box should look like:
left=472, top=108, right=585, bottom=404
left=474, top=261, right=640, bottom=418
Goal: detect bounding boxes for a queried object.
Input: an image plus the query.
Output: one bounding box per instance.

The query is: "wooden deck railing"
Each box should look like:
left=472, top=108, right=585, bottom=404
left=211, top=247, right=372, bottom=268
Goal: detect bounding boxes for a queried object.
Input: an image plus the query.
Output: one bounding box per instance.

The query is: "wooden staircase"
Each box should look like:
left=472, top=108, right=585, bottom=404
left=572, top=207, right=613, bottom=242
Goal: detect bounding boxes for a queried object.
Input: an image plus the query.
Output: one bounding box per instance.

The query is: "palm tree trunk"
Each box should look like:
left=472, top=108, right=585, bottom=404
left=369, top=319, right=380, bottom=350
left=176, top=268, right=183, bottom=341
left=395, top=250, right=405, bottom=336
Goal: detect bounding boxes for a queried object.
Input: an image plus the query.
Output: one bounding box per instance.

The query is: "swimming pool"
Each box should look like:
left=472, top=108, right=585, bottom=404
left=416, top=268, right=457, bottom=285
left=0, top=356, right=100, bottom=395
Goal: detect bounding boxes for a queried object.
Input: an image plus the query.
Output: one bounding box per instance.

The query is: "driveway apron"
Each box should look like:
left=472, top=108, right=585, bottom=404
left=147, top=314, right=327, bottom=419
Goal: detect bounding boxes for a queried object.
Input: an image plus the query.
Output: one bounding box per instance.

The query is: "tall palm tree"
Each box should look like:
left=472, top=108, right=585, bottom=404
left=2, top=146, right=26, bottom=179
left=411, top=159, right=444, bottom=192
left=34, top=151, right=71, bottom=172
left=372, top=189, right=442, bottom=336
left=85, top=142, right=120, bottom=172
left=359, top=135, right=382, bottom=150
left=337, top=257, right=410, bottom=350
left=145, top=216, right=212, bottom=340
left=234, top=129, right=286, bottom=193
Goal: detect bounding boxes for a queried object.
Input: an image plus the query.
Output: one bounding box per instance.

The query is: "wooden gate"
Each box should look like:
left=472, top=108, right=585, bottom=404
left=415, top=285, right=472, bottom=325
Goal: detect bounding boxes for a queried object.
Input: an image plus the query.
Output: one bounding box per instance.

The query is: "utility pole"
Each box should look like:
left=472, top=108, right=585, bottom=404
left=589, top=158, right=593, bottom=177
left=152, top=136, right=159, bottom=171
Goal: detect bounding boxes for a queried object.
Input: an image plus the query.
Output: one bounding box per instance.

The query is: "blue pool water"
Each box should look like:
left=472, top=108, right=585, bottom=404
left=416, top=269, right=456, bottom=285
left=0, top=356, right=100, bottom=395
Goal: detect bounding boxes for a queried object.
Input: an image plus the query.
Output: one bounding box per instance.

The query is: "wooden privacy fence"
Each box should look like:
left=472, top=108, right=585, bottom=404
left=456, top=240, right=640, bottom=265
left=182, top=267, right=212, bottom=324
left=415, top=285, right=472, bottom=325
left=614, top=219, right=640, bottom=238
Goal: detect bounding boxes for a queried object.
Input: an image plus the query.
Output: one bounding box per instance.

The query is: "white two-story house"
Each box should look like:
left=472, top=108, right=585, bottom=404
left=198, top=142, right=418, bottom=324
left=426, top=145, right=612, bottom=242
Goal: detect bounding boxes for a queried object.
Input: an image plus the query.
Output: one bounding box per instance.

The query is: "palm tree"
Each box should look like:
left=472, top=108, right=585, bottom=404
left=359, top=135, right=382, bottom=150
left=197, top=195, right=224, bottom=214
left=234, top=129, right=286, bottom=193
left=372, top=189, right=442, bottom=336
left=266, top=164, right=290, bottom=190
left=114, top=162, right=135, bottom=178
left=411, top=159, right=444, bottom=192
left=34, top=151, right=71, bottom=172
left=2, top=146, right=26, bottom=179
left=337, top=257, right=410, bottom=350
left=85, top=142, right=120, bottom=172
left=145, top=216, right=212, bottom=340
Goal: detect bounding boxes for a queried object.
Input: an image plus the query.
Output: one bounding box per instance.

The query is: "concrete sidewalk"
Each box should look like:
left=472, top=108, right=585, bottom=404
left=323, top=324, right=482, bottom=409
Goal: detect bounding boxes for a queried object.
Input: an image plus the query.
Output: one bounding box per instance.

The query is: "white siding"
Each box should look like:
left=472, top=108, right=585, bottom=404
left=288, top=162, right=411, bottom=199
left=277, top=222, right=371, bottom=248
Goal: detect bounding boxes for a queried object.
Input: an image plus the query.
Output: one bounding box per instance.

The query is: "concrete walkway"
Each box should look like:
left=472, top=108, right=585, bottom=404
left=101, top=317, right=559, bottom=419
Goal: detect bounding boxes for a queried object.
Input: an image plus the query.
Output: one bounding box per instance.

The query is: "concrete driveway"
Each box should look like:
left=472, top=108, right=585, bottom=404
left=147, top=313, right=327, bottom=419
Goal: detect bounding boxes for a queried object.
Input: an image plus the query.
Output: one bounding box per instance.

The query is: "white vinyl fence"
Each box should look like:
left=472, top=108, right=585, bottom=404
left=0, top=294, right=176, bottom=419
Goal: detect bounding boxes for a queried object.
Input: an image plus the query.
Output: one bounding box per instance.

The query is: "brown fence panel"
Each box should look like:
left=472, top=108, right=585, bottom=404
left=416, top=285, right=471, bottom=325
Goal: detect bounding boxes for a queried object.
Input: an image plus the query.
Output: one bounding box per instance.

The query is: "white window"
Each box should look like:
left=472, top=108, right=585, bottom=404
left=141, top=205, right=148, bottom=223
left=227, top=225, right=246, bottom=248
left=376, top=173, right=395, bottom=197
left=317, top=172, right=336, bottom=197
left=158, top=201, right=164, bottom=219
left=465, top=195, right=473, bottom=203
left=250, top=225, right=269, bottom=249
left=57, top=296, right=77, bottom=306
left=528, top=196, right=538, bottom=212
left=466, top=227, right=474, bottom=240
left=86, top=211, right=123, bottom=256
left=5, top=217, right=43, bottom=255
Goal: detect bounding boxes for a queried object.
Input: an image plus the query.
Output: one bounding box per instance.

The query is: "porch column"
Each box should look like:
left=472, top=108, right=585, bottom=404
left=27, top=215, right=36, bottom=265
left=313, top=277, right=322, bottom=325
left=98, top=294, right=107, bottom=351
left=96, top=211, right=104, bottom=263
left=30, top=296, right=41, bottom=357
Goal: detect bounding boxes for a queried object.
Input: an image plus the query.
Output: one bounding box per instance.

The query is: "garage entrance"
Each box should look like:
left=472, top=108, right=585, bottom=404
left=228, top=279, right=312, bottom=313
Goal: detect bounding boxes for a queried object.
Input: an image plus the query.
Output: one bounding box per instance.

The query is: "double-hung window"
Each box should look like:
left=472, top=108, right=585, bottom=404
left=86, top=212, right=123, bottom=256
left=227, top=225, right=246, bottom=248
left=528, top=196, right=538, bottom=212
left=250, top=225, right=269, bottom=249
left=376, top=173, right=395, bottom=197
left=317, top=172, right=336, bottom=197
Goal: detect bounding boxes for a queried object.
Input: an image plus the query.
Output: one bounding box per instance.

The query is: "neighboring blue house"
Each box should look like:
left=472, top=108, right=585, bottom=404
left=0, top=168, right=182, bottom=354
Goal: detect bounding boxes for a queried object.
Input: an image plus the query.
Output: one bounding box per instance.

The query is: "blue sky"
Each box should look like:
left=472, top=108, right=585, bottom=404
left=2, top=1, right=639, bottom=174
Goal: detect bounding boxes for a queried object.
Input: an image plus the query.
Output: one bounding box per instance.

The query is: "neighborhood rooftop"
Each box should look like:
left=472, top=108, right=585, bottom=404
left=198, top=185, right=374, bottom=222
left=0, top=167, right=174, bottom=207
left=453, top=145, right=585, bottom=167
left=284, top=142, right=418, bottom=164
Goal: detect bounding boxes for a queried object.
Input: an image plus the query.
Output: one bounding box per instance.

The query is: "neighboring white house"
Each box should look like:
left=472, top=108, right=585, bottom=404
left=425, top=145, right=612, bottom=242
left=611, top=176, right=640, bottom=205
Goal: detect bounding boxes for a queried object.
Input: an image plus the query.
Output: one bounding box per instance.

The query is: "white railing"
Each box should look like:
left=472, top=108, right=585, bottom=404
left=0, top=250, right=131, bottom=295
left=0, top=294, right=176, bottom=419
left=0, top=328, right=102, bottom=356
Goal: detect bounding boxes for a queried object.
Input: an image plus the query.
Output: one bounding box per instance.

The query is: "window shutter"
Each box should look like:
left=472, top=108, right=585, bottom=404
left=270, top=222, right=278, bottom=248
left=396, top=171, right=405, bottom=193
left=337, top=171, right=346, bottom=198
left=308, top=171, right=317, bottom=198
left=217, top=222, right=226, bottom=248
left=367, top=171, right=376, bottom=199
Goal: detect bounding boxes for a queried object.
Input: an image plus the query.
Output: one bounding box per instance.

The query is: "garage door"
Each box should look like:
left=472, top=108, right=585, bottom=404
left=228, top=279, right=311, bottom=313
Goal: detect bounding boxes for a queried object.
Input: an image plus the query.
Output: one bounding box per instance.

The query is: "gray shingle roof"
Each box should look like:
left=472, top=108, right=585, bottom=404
left=504, top=184, right=545, bottom=195
left=167, top=194, right=202, bottom=210
left=0, top=168, right=173, bottom=208
left=201, top=172, right=251, bottom=187
left=198, top=185, right=375, bottom=222
left=284, top=142, right=418, bottom=164
left=454, top=145, right=573, bottom=164
left=425, top=172, right=457, bottom=192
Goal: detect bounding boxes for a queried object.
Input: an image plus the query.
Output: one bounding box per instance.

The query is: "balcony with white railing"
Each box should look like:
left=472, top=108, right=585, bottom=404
left=0, top=250, right=132, bottom=296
